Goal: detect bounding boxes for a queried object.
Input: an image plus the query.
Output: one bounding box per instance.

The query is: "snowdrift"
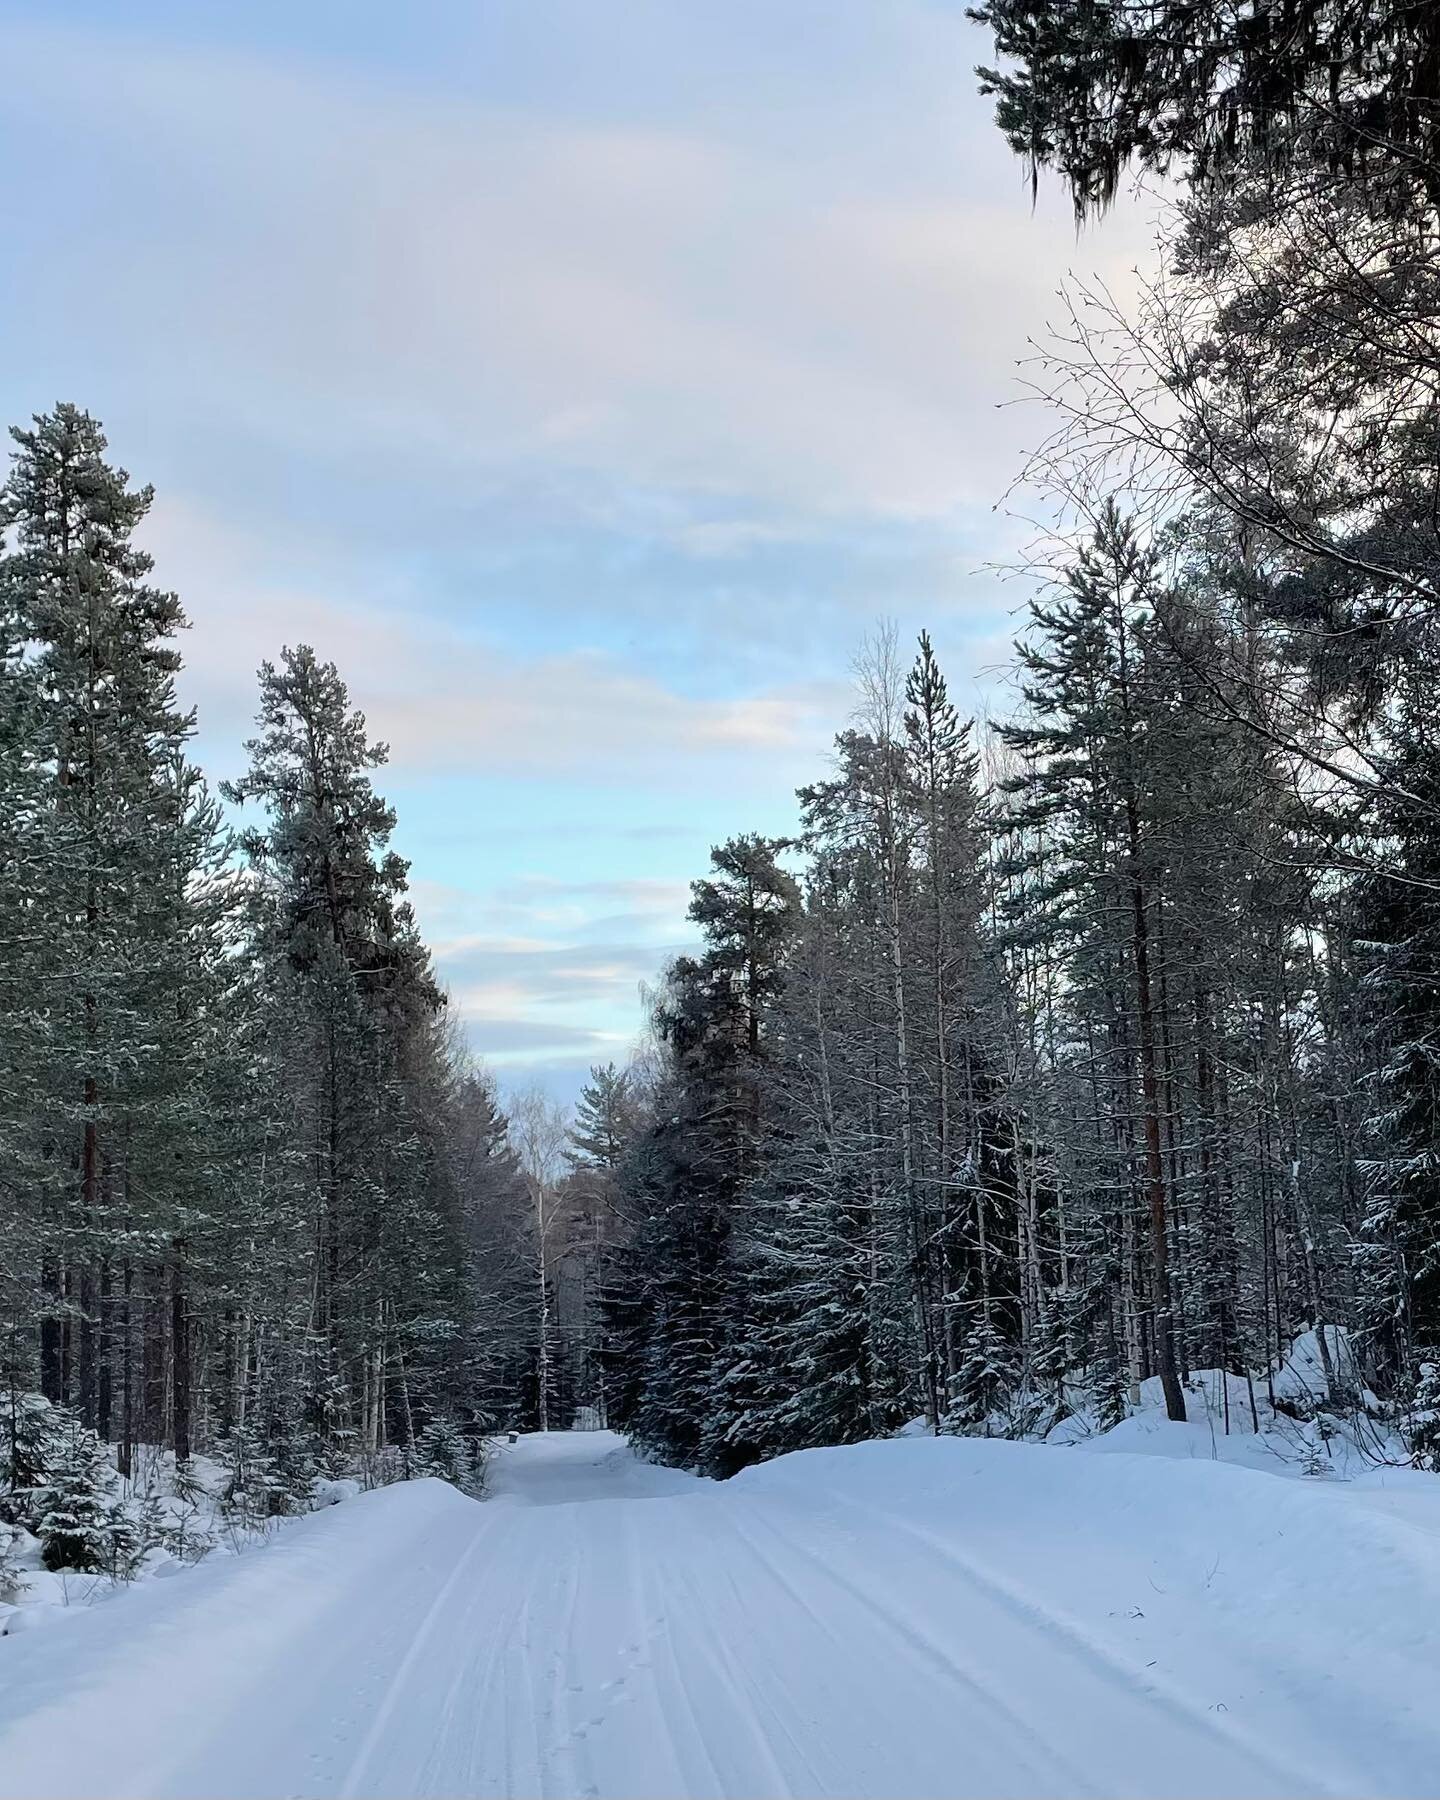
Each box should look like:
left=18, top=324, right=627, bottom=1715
left=0, top=1479, right=481, bottom=1800
left=1046, top=1329, right=1402, bottom=1479
left=738, top=1433, right=1440, bottom=1795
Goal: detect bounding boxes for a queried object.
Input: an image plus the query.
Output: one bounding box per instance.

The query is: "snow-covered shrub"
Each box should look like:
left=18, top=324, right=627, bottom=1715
left=0, top=1521, right=25, bottom=1603
left=357, top=1444, right=409, bottom=1490
left=1404, top=1359, right=1440, bottom=1471
left=33, top=1417, right=117, bottom=1572
left=119, top=1477, right=208, bottom=1577
left=170, top=1453, right=209, bottom=1506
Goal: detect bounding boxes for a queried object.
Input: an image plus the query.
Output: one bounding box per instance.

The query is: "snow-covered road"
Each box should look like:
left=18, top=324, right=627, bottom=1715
left=4, top=1428, right=1440, bottom=1799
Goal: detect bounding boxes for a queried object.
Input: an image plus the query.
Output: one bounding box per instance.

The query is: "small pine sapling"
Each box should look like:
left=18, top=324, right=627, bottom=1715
left=219, top=1422, right=281, bottom=1535
left=1, top=1393, right=64, bottom=1531
left=944, top=1315, right=1018, bottom=1436
left=105, top=1490, right=162, bottom=1580
left=0, top=1522, right=25, bottom=1604
left=267, top=1406, right=318, bottom=1515
left=34, top=1419, right=116, bottom=1573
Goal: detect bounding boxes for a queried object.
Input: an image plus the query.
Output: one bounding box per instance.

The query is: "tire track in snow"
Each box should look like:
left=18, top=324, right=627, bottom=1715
left=550, top=1509, right=669, bottom=1795
left=815, top=1486, right=1347, bottom=1800
left=335, top=1509, right=504, bottom=1800
left=630, top=1520, right=732, bottom=1799
left=647, top=1525, right=805, bottom=1800
left=408, top=1514, right=542, bottom=1797
left=542, top=1509, right=588, bottom=1798
left=688, top=1552, right=832, bottom=1799
left=724, top=1502, right=1100, bottom=1799
left=678, top=1504, right=926, bottom=1796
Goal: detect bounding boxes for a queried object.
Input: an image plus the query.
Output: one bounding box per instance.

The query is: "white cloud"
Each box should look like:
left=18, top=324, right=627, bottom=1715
left=459, top=1018, right=624, bottom=1056
left=435, top=934, right=686, bottom=1067
left=0, top=5, right=1165, bottom=1089
left=1, top=16, right=1158, bottom=524
left=143, top=493, right=844, bottom=788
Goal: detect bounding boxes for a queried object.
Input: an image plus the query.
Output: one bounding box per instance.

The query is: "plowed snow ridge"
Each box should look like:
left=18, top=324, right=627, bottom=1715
left=2, top=1429, right=1439, bottom=1799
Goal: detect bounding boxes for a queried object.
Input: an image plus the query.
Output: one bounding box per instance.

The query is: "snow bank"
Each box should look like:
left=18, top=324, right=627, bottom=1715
left=3, top=1429, right=1439, bottom=1798
left=0, top=1432, right=437, bottom=1639
left=737, top=1433, right=1440, bottom=1795
left=1042, top=1330, right=1405, bottom=1482
left=0, top=1478, right=480, bottom=1800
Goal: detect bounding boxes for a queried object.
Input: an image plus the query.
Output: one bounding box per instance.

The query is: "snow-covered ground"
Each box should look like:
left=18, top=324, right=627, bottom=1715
left=0, top=1443, right=365, bottom=1638
left=1, top=1427, right=1438, bottom=1799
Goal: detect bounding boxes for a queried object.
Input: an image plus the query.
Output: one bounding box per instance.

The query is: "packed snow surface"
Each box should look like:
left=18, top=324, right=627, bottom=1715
left=2, top=1429, right=1439, bottom=1799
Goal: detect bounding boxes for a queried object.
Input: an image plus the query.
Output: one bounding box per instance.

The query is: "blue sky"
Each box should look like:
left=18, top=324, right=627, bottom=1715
left=0, top=1, right=1151, bottom=1104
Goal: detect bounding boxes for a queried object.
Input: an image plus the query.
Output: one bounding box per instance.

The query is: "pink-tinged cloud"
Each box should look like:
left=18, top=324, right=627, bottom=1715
left=0, top=17, right=1158, bottom=523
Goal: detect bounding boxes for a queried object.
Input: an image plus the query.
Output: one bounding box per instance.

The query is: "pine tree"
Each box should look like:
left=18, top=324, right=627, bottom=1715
left=0, top=407, right=531, bottom=1503
left=0, top=404, right=213, bottom=1443
left=223, top=646, right=448, bottom=1458
left=0, top=559, right=46, bottom=1352
left=972, top=1, right=1440, bottom=219
left=1004, top=506, right=1188, bottom=1423
left=568, top=1065, right=637, bottom=1174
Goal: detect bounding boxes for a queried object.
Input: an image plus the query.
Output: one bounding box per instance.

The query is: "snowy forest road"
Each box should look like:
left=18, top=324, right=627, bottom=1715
left=3, top=1429, right=1440, bottom=1800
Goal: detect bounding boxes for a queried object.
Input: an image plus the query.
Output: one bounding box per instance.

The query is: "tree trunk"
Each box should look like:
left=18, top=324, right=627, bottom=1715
left=118, top=1259, right=134, bottom=1479
left=1129, top=869, right=1186, bottom=1423
left=97, top=1255, right=112, bottom=1441
left=171, top=1251, right=192, bottom=1464
left=39, top=1263, right=63, bottom=1402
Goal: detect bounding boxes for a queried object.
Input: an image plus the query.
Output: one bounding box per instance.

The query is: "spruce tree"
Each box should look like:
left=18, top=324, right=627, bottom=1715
left=34, top=1414, right=114, bottom=1572
left=223, top=646, right=449, bottom=1458
left=1004, top=506, right=1187, bottom=1422
left=1353, top=655, right=1440, bottom=1384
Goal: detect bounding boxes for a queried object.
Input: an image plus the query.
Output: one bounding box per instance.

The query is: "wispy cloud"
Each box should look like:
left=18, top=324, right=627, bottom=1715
left=0, top=2, right=1159, bottom=1088
left=408, top=869, right=694, bottom=1081
left=461, top=1018, right=627, bottom=1056
left=0, top=15, right=1155, bottom=526
left=143, top=496, right=844, bottom=789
